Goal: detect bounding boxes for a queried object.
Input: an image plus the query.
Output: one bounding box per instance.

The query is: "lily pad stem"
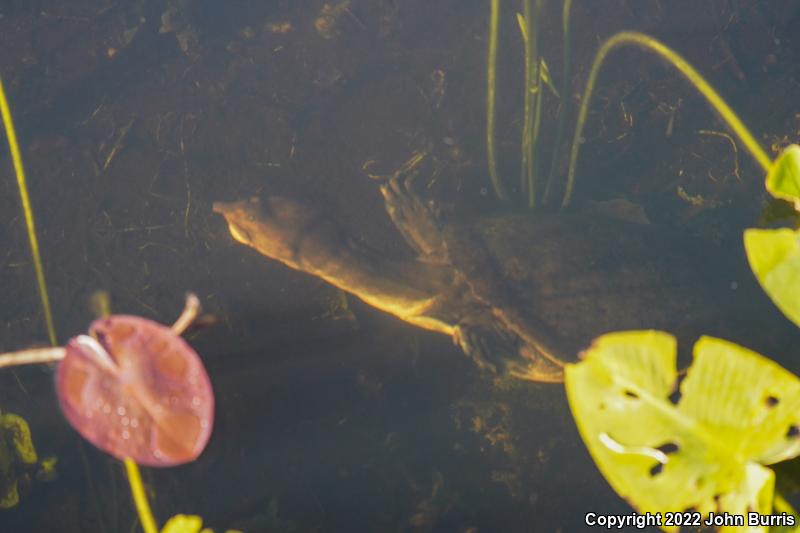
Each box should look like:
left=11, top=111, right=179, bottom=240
left=124, top=458, right=158, bottom=533
left=0, top=293, right=199, bottom=370
left=562, top=31, right=772, bottom=209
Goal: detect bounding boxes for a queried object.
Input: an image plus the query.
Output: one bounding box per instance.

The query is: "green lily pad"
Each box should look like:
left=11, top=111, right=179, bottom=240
left=160, top=515, right=206, bottom=533
left=767, top=145, right=800, bottom=211
left=744, top=228, right=800, bottom=327
left=566, top=331, right=800, bottom=532
left=159, top=514, right=243, bottom=533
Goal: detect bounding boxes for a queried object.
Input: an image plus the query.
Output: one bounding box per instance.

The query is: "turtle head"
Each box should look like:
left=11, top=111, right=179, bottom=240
left=213, top=196, right=323, bottom=269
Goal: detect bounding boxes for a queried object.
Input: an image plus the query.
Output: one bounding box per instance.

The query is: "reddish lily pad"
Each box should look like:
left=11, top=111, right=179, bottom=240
left=56, top=315, right=214, bottom=466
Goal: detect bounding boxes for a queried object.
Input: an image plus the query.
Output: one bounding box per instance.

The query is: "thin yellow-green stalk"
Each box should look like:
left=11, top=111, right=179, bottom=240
left=124, top=458, right=159, bottom=533
left=543, top=0, right=573, bottom=204
left=530, top=33, right=544, bottom=208
left=0, top=77, right=57, bottom=346
left=486, top=0, right=506, bottom=200
left=3, top=73, right=163, bottom=533
left=519, top=2, right=534, bottom=204
left=519, top=0, right=543, bottom=208
left=562, top=31, right=771, bottom=208
left=517, top=0, right=544, bottom=209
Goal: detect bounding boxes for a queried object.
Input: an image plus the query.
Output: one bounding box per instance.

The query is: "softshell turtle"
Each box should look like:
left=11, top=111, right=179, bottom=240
left=213, top=173, right=734, bottom=383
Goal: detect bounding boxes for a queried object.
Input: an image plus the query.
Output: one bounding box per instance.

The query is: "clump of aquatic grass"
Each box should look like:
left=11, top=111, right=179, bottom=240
left=485, top=0, right=573, bottom=209
left=1, top=76, right=235, bottom=533
left=558, top=33, right=800, bottom=524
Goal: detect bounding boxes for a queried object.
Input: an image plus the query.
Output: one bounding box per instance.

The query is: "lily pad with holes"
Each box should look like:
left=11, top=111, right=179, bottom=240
left=744, top=228, right=800, bottom=328
left=565, top=331, right=800, bottom=533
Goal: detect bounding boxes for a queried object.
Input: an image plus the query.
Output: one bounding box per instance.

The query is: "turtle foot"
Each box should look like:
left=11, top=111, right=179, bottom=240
left=453, top=324, right=564, bottom=383
left=379, top=169, right=448, bottom=263
left=508, top=345, right=564, bottom=384
left=453, top=323, right=506, bottom=374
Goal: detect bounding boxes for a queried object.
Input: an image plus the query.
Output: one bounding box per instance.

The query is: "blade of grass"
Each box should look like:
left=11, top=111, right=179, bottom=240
left=530, top=31, right=545, bottom=209
left=520, top=0, right=544, bottom=209
left=486, top=0, right=506, bottom=200
left=543, top=0, right=572, bottom=205
left=539, top=59, right=560, bottom=98
left=519, top=7, right=532, bottom=204
left=519, top=1, right=543, bottom=208
left=0, top=77, right=57, bottom=346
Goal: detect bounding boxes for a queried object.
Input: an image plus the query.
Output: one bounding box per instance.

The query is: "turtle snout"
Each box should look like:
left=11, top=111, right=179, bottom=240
left=212, top=200, right=257, bottom=246
left=225, top=220, right=254, bottom=247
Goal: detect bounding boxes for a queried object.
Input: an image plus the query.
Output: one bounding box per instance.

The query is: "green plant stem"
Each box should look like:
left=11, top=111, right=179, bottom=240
left=520, top=0, right=543, bottom=209
left=562, top=31, right=772, bottom=208
left=0, top=77, right=57, bottom=346
left=543, top=0, right=573, bottom=205
left=124, top=458, right=159, bottom=533
left=520, top=1, right=534, bottom=205
left=530, top=34, right=544, bottom=209
left=773, top=492, right=799, bottom=523
left=486, top=0, right=506, bottom=200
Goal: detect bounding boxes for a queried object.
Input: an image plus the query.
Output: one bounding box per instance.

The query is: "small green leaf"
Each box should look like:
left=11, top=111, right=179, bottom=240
left=516, top=12, right=528, bottom=44
left=36, top=456, right=58, bottom=482
left=566, top=331, right=800, bottom=532
left=159, top=514, right=243, bottom=533
left=540, top=59, right=560, bottom=98
left=744, top=228, right=800, bottom=327
left=766, top=145, right=800, bottom=211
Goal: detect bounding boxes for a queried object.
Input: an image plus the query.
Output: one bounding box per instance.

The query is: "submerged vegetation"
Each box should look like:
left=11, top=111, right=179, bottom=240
left=0, top=412, right=43, bottom=509
left=549, top=21, right=800, bottom=532
left=518, top=0, right=543, bottom=208
left=0, top=77, right=238, bottom=533
left=486, top=0, right=573, bottom=208
left=486, top=0, right=505, bottom=201
left=567, top=332, right=800, bottom=531
left=485, top=3, right=772, bottom=210
left=745, top=145, right=800, bottom=327
left=0, top=78, right=55, bottom=345
left=482, top=0, right=800, bottom=528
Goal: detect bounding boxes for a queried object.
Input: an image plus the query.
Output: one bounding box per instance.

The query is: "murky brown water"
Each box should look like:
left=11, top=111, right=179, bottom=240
left=1, top=1, right=799, bottom=531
